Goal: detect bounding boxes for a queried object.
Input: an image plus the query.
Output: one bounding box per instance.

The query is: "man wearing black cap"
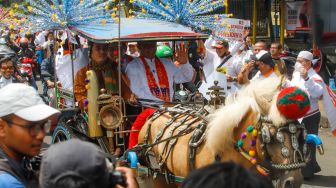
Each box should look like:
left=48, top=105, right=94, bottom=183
left=238, top=50, right=277, bottom=85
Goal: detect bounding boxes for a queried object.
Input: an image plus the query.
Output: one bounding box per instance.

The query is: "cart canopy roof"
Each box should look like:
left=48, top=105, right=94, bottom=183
left=71, top=18, right=208, bottom=43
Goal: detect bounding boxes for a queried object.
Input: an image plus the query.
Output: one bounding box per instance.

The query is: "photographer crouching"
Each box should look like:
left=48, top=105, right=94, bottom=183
left=39, top=139, right=139, bottom=188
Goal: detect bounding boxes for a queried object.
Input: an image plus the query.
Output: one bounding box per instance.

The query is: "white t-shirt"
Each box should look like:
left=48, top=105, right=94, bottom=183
left=199, top=37, right=244, bottom=99
left=0, top=76, right=13, bottom=89
left=251, top=71, right=278, bottom=81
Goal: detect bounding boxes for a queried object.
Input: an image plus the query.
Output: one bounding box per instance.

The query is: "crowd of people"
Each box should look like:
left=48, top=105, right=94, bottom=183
left=0, top=26, right=329, bottom=188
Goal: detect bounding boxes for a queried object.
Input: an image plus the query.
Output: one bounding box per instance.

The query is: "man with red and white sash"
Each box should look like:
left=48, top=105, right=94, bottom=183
left=126, top=41, right=194, bottom=149
left=290, top=51, right=323, bottom=179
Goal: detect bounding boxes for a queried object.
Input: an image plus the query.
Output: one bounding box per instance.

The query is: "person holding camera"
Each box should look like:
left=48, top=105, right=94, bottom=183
left=237, top=50, right=277, bottom=85
left=42, top=32, right=56, bottom=59
left=39, top=139, right=139, bottom=188
left=0, top=83, right=60, bottom=188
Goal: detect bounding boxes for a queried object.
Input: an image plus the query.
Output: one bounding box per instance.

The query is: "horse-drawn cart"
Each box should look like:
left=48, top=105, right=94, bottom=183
left=50, top=18, right=208, bottom=155
left=46, top=15, right=328, bottom=188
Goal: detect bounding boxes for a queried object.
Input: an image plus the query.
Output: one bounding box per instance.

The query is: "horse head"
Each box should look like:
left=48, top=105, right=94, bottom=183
left=208, top=77, right=308, bottom=188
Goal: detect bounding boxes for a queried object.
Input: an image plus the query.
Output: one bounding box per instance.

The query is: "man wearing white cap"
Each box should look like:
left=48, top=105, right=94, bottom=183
left=0, top=83, right=60, bottom=188
left=290, top=51, right=323, bottom=179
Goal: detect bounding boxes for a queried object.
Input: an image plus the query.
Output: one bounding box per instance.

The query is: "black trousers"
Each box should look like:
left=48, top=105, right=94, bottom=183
left=302, top=112, right=321, bottom=177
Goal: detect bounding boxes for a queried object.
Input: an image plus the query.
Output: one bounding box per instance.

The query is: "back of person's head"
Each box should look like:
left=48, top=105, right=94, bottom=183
left=39, top=139, right=110, bottom=188
left=181, top=162, right=273, bottom=188
left=51, top=175, right=90, bottom=188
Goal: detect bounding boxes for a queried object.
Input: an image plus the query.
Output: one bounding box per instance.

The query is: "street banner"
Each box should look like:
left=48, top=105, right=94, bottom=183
left=212, top=18, right=250, bottom=41
left=286, top=1, right=311, bottom=32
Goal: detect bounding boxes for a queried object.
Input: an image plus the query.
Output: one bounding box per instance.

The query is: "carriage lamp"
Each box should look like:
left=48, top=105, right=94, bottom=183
left=99, top=104, right=123, bottom=130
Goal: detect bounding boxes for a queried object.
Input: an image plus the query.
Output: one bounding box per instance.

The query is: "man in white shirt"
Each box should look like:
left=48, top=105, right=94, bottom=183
left=125, top=41, right=194, bottom=102
left=238, top=50, right=277, bottom=85
left=290, top=51, right=323, bottom=179
left=126, top=41, right=194, bottom=148
left=34, top=31, right=47, bottom=47
left=198, top=38, right=244, bottom=99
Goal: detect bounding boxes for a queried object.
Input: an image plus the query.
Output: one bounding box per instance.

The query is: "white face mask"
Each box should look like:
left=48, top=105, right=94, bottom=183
left=294, top=62, right=303, bottom=72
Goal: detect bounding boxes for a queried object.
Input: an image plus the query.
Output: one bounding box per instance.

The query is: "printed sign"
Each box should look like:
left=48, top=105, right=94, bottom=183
left=212, top=18, right=250, bottom=41
left=286, top=1, right=311, bottom=32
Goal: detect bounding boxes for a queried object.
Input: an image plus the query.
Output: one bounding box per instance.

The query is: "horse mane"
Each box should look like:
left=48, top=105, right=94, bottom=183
left=206, top=77, right=287, bottom=154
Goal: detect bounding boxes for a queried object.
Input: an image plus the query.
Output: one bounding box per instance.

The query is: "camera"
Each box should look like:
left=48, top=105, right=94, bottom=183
left=109, top=170, right=127, bottom=187
left=106, top=159, right=127, bottom=187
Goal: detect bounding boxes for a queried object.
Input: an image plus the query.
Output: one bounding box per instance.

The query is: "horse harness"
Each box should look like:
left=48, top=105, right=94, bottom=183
left=133, top=105, right=209, bottom=184
left=233, top=115, right=308, bottom=178
left=133, top=107, right=308, bottom=183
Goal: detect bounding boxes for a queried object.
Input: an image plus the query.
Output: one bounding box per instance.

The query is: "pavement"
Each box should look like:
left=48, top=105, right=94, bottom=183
left=302, top=127, right=336, bottom=188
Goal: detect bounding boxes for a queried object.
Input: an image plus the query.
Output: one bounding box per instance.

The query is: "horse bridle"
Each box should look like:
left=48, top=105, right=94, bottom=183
left=236, top=116, right=308, bottom=178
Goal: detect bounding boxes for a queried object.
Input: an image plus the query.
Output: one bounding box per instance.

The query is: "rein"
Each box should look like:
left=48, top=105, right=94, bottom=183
left=132, top=106, right=208, bottom=184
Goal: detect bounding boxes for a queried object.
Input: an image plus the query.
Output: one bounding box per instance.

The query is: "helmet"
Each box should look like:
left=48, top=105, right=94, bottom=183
left=0, top=41, right=17, bottom=64
left=19, top=37, right=29, bottom=44
left=0, top=55, right=15, bottom=64
left=156, top=45, right=173, bottom=58
left=19, top=37, right=29, bottom=49
left=0, top=44, right=15, bottom=57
